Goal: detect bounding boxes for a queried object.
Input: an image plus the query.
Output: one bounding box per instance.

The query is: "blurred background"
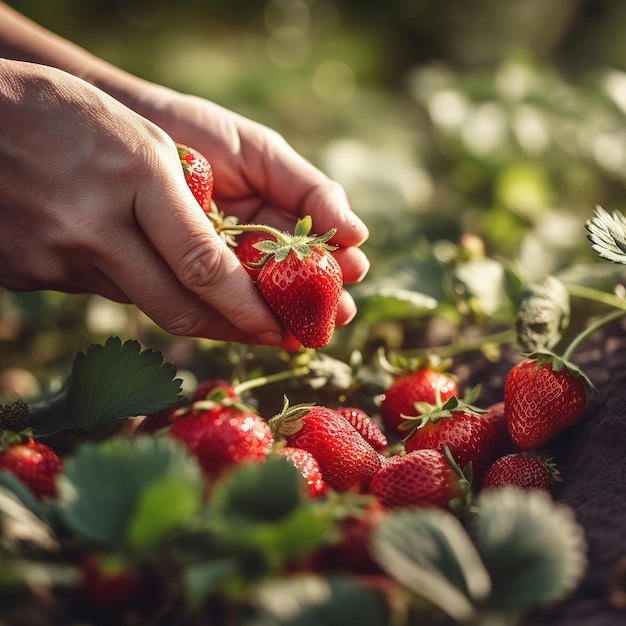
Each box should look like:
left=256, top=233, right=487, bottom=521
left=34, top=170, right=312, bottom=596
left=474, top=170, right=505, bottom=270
left=2, top=0, right=626, bottom=404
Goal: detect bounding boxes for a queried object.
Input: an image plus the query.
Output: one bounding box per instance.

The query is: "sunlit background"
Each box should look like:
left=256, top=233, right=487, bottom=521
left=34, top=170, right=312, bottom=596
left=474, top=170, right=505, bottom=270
left=2, top=0, right=626, bottom=401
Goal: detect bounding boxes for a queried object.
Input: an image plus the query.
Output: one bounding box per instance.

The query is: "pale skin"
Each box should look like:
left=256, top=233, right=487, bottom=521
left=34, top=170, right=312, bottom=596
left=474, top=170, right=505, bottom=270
left=0, top=2, right=369, bottom=346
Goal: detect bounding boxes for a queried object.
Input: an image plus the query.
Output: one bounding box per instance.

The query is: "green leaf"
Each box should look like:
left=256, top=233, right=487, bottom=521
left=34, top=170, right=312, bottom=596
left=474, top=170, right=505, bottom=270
left=54, top=436, right=203, bottom=548
left=209, top=457, right=303, bottom=524
left=370, top=508, right=490, bottom=623
left=247, top=575, right=388, bottom=626
left=125, top=474, right=203, bottom=552
left=470, top=487, right=587, bottom=612
left=184, top=559, right=237, bottom=604
left=33, top=337, right=182, bottom=436
left=586, top=205, right=626, bottom=264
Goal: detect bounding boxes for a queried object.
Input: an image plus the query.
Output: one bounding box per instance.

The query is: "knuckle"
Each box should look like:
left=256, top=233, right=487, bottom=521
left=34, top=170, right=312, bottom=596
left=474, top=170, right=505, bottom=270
left=160, top=309, right=206, bottom=337
left=178, top=238, right=229, bottom=294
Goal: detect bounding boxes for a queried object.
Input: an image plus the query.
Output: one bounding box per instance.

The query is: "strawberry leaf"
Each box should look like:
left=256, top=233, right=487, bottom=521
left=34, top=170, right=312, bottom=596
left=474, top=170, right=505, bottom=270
left=249, top=574, right=389, bottom=626
left=30, top=337, right=182, bottom=437
left=370, top=508, right=490, bottom=623
left=470, top=487, right=587, bottom=612
left=54, top=436, right=203, bottom=549
left=585, top=205, right=626, bottom=264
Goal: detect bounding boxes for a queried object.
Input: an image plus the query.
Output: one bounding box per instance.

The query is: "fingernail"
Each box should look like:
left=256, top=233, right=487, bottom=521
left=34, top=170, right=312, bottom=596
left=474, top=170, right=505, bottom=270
left=257, top=331, right=284, bottom=346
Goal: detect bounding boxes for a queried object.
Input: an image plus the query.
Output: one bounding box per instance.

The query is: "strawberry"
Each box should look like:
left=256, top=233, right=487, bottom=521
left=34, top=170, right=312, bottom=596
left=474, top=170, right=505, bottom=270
left=379, top=366, right=458, bottom=436
left=403, top=393, right=498, bottom=486
left=369, top=448, right=468, bottom=510
left=481, top=452, right=559, bottom=493
left=254, top=217, right=343, bottom=349
left=168, top=404, right=273, bottom=481
left=482, top=400, right=516, bottom=457
left=190, top=378, right=239, bottom=404
left=269, top=400, right=382, bottom=493
left=335, top=407, right=388, bottom=453
left=233, top=231, right=277, bottom=281
left=79, top=552, right=150, bottom=617
left=504, top=353, right=589, bottom=450
left=0, top=431, right=63, bottom=499
left=177, top=143, right=213, bottom=211
left=275, top=446, right=327, bottom=498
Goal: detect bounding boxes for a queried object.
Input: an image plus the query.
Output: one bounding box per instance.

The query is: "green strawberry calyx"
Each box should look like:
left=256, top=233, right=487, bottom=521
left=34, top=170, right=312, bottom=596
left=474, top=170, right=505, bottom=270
left=525, top=351, right=595, bottom=392
left=398, top=385, right=484, bottom=436
left=268, top=396, right=317, bottom=439
left=442, top=445, right=474, bottom=518
left=218, top=215, right=338, bottom=269
left=376, top=347, right=453, bottom=377
left=0, top=428, right=32, bottom=453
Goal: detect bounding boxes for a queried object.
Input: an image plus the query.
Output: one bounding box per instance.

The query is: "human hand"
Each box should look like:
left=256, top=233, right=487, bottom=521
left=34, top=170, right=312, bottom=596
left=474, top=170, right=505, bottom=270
left=129, top=86, right=370, bottom=328
left=0, top=60, right=368, bottom=346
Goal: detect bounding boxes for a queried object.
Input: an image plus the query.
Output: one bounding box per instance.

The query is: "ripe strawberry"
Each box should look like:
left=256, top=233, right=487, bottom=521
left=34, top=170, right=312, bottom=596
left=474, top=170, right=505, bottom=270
left=255, top=217, right=343, bottom=349
left=275, top=446, right=327, bottom=498
left=269, top=400, right=382, bottom=493
left=233, top=231, right=277, bottom=281
left=335, top=407, right=388, bottom=453
left=80, top=552, right=150, bottom=617
left=403, top=394, right=498, bottom=486
left=0, top=431, right=63, bottom=499
left=190, top=378, right=239, bottom=404
left=369, top=448, right=468, bottom=510
left=177, top=143, right=213, bottom=211
left=483, top=400, right=516, bottom=457
left=504, top=353, right=590, bottom=450
left=379, top=367, right=458, bottom=436
left=481, top=452, right=559, bottom=493
left=168, top=405, right=273, bottom=481
left=135, top=404, right=184, bottom=434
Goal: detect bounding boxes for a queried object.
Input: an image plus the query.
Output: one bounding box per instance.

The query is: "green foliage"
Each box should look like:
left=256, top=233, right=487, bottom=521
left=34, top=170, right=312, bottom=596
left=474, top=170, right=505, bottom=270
left=54, top=436, right=203, bottom=549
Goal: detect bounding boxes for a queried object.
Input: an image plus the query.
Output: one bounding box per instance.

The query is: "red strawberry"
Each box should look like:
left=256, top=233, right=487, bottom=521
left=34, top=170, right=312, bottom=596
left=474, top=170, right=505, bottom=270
left=233, top=231, right=277, bottom=281
left=335, top=407, right=388, bottom=453
left=0, top=431, right=63, bottom=499
left=483, top=400, right=516, bottom=457
left=403, top=393, right=497, bottom=486
left=135, top=404, right=184, bottom=434
left=481, top=452, right=559, bottom=493
left=176, top=143, right=213, bottom=211
left=80, top=552, right=150, bottom=616
left=369, top=448, right=468, bottom=510
left=379, top=368, right=458, bottom=436
left=269, top=400, right=382, bottom=493
left=504, top=353, right=589, bottom=450
left=255, top=217, right=343, bottom=349
left=191, top=378, right=239, bottom=404
left=275, top=446, right=327, bottom=498
left=168, top=405, right=273, bottom=481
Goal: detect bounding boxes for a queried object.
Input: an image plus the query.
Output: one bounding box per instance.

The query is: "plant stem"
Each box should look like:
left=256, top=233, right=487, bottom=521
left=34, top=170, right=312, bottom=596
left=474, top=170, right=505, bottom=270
left=564, top=283, right=626, bottom=310
left=217, top=222, right=289, bottom=242
left=234, top=366, right=311, bottom=395
left=562, top=308, right=626, bottom=361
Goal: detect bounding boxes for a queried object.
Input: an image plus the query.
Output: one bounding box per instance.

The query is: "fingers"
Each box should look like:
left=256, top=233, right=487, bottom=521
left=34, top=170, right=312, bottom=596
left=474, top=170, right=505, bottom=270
left=128, top=149, right=284, bottom=344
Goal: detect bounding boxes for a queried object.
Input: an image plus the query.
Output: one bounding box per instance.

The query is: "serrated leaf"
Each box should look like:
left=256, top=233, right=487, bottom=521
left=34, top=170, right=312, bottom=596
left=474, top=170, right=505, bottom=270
left=370, top=509, right=490, bottom=623
left=586, top=206, right=626, bottom=264
left=470, top=488, right=587, bottom=612
left=54, top=436, right=203, bottom=548
left=57, top=337, right=182, bottom=435
left=247, top=575, right=388, bottom=626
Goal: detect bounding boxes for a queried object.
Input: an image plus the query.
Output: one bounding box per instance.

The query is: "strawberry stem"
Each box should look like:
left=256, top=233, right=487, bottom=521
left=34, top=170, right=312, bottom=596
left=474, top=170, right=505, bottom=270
left=233, top=366, right=311, bottom=396
left=562, top=308, right=626, bottom=361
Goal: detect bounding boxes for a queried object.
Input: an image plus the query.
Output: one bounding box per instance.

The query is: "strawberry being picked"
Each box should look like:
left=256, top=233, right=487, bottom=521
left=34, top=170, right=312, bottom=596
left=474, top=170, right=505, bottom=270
left=248, top=216, right=343, bottom=349
left=0, top=430, right=63, bottom=499
left=269, top=399, right=381, bottom=493
left=504, top=352, right=590, bottom=450
left=176, top=143, right=214, bottom=211
left=232, top=231, right=277, bottom=281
